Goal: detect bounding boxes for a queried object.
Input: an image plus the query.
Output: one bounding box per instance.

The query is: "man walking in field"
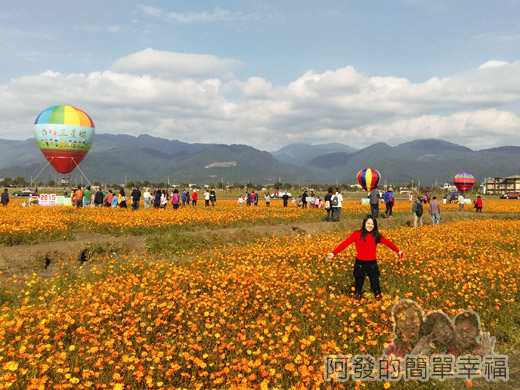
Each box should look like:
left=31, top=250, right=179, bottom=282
left=412, top=195, right=423, bottom=227
left=429, top=196, right=441, bottom=225
left=369, top=186, right=380, bottom=218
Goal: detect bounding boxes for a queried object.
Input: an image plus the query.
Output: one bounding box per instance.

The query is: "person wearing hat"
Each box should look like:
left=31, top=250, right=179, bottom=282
left=383, top=187, right=395, bottom=216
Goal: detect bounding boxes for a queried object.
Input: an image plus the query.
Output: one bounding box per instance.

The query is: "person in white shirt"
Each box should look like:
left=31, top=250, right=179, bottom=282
left=143, top=189, right=151, bottom=209
left=458, top=193, right=465, bottom=211
left=331, top=188, right=343, bottom=222
left=204, top=190, right=210, bottom=207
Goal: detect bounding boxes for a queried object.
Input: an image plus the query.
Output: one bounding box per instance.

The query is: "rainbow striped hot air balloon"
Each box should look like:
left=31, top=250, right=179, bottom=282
left=357, top=168, right=381, bottom=192
left=34, top=105, right=95, bottom=174
left=453, top=173, right=475, bottom=194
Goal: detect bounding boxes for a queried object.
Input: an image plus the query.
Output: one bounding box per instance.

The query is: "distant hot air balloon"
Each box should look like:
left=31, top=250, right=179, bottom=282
left=357, top=168, right=381, bottom=192
left=34, top=105, right=95, bottom=174
left=453, top=173, right=475, bottom=194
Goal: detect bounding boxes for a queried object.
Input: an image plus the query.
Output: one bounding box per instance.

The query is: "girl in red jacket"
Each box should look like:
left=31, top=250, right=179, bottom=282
left=326, top=215, right=403, bottom=300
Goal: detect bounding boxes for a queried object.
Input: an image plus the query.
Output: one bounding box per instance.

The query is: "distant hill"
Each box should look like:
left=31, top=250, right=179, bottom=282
left=0, top=135, right=316, bottom=185
left=0, top=134, right=213, bottom=171
left=0, top=135, right=519, bottom=185
left=271, top=142, right=357, bottom=166
left=0, top=139, right=42, bottom=169
left=309, top=139, right=520, bottom=185
left=310, top=142, right=393, bottom=169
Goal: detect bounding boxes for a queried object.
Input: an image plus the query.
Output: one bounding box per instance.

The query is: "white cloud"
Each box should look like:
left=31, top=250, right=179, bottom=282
left=478, top=60, right=509, bottom=69
left=110, top=48, right=241, bottom=80
left=136, top=5, right=257, bottom=23
left=108, top=25, right=120, bottom=33
left=0, top=52, right=519, bottom=151
left=475, top=32, right=520, bottom=45
left=352, top=109, right=520, bottom=150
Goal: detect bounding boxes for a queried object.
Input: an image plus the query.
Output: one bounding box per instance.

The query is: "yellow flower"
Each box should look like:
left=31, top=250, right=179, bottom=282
left=5, top=361, right=18, bottom=371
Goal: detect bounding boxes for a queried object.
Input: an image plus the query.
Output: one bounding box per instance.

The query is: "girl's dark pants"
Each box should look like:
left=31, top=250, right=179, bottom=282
left=353, top=259, right=381, bottom=299
left=385, top=202, right=393, bottom=215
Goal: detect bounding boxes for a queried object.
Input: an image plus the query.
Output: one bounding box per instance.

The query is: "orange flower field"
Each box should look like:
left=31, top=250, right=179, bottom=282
left=0, top=202, right=519, bottom=389
left=1, top=198, right=520, bottom=245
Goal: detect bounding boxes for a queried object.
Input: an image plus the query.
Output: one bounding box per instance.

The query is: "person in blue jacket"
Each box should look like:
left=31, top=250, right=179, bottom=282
left=384, top=187, right=395, bottom=216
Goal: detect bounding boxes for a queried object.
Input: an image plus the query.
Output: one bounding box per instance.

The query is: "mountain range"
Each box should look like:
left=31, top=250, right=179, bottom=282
left=1, top=135, right=519, bottom=186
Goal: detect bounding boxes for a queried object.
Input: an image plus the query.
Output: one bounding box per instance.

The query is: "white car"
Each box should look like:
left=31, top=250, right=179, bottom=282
left=13, top=189, right=35, bottom=197
left=271, top=191, right=292, bottom=198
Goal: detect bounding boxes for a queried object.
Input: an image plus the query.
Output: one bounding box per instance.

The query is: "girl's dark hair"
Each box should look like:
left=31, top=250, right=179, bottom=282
left=360, top=215, right=380, bottom=243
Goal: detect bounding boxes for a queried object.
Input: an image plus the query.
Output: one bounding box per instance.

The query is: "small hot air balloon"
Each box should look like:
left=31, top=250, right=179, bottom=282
left=453, top=173, right=475, bottom=194
left=357, top=168, right=381, bottom=192
left=34, top=105, right=95, bottom=174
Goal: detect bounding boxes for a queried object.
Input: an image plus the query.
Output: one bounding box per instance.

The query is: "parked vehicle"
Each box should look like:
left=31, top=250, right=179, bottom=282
left=271, top=191, right=292, bottom=198
left=500, top=192, right=520, bottom=199
left=12, top=189, right=34, bottom=197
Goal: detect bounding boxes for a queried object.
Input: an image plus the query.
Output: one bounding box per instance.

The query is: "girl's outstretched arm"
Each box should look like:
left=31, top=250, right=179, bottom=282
left=326, top=231, right=358, bottom=260
left=380, top=236, right=403, bottom=257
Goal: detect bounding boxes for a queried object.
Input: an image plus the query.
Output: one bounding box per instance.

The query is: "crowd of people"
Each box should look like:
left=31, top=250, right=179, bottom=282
left=238, top=189, right=332, bottom=210
left=2, top=185, right=485, bottom=222
left=409, top=190, right=484, bottom=227
left=68, top=185, right=218, bottom=210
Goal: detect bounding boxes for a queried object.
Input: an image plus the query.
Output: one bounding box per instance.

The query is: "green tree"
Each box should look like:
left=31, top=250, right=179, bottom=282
left=0, top=178, right=13, bottom=187
left=273, top=181, right=282, bottom=190
left=126, top=180, right=135, bottom=188
left=14, top=177, right=27, bottom=187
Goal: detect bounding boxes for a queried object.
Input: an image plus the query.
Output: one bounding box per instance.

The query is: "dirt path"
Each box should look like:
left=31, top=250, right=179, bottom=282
left=0, top=231, right=145, bottom=283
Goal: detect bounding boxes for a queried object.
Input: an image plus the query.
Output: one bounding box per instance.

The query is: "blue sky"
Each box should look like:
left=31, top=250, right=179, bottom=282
left=1, top=0, right=519, bottom=150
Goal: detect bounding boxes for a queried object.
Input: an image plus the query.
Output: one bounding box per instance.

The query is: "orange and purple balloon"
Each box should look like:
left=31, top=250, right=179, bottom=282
left=453, top=173, right=475, bottom=194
